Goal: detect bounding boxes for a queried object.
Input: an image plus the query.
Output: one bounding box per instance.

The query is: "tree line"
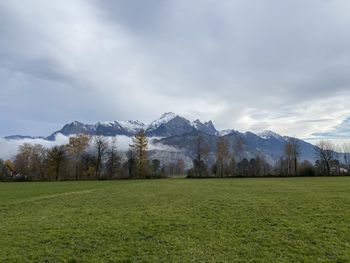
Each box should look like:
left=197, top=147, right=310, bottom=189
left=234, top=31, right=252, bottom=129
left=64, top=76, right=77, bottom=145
left=0, top=131, right=184, bottom=181
left=1, top=132, right=349, bottom=181
left=187, top=136, right=350, bottom=178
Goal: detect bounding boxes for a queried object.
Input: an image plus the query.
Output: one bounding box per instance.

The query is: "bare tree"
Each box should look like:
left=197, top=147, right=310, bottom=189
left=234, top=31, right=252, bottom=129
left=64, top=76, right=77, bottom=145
left=14, top=143, right=32, bottom=176
left=233, top=136, right=245, bottom=162
left=126, top=149, right=136, bottom=178
left=193, top=135, right=209, bottom=177
left=47, top=145, right=67, bottom=180
left=93, top=136, right=108, bottom=179
left=228, top=136, right=245, bottom=177
left=284, top=138, right=300, bottom=175
left=285, top=142, right=294, bottom=175
left=341, top=142, right=350, bottom=173
left=106, top=137, right=121, bottom=179
left=229, top=155, right=237, bottom=177
left=175, top=159, right=185, bottom=175
left=314, top=140, right=336, bottom=175
left=215, top=137, right=229, bottom=177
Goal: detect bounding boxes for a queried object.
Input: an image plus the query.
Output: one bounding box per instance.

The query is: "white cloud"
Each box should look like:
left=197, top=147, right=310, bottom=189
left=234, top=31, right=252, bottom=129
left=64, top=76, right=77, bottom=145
left=0, top=134, right=69, bottom=160
left=0, top=134, right=179, bottom=160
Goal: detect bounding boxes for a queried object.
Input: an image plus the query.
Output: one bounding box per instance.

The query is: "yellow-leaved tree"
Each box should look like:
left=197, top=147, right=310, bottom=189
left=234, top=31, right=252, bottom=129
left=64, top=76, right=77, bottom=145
left=129, top=130, right=148, bottom=178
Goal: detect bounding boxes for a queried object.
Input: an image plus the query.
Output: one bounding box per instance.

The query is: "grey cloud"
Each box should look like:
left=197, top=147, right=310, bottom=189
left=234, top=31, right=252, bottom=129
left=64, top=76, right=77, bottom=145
left=313, top=118, right=350, bottom=139
left=91, top=0, right=167, bottom=34
left=300, top=119, right=333, bottom=124
left=0, top=57, right=74, bottom=84
left=1, top=0, right=350, bottom=140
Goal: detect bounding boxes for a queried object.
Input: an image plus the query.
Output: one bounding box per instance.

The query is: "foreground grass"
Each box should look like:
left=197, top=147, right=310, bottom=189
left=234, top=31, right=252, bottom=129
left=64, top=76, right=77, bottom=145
left=1, top=178, right=350, bottom=262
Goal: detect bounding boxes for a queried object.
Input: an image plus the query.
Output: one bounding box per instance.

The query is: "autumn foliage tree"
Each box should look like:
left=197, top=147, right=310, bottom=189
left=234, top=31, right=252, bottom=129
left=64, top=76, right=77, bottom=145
left=14, top=143, right=47, bottom=180
left=2, top=160, right=16, bottom=179
left=68, top=134, right=90, bottom=180
left=129, top=130, right=149, bottom=178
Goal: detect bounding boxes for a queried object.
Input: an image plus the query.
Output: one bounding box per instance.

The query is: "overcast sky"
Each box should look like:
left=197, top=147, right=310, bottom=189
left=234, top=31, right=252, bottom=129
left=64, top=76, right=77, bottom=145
left=1, top=0, right=350, bottom=141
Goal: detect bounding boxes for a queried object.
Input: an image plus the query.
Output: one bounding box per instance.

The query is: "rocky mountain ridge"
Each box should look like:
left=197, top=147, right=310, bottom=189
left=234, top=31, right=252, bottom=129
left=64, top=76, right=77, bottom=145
left=4, top=112, right=318, bottom=165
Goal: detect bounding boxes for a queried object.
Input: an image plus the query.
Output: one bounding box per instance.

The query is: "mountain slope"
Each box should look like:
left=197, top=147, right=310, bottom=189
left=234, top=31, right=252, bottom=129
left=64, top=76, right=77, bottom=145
left=192, top=119, right=217, bottom=135
left=145, top=113, right=196, bottom=137
left=47, top=112, right=217, bottom=139
left=47, top=120, right=146, bottom=140
left=155, top=129, right=317, bottom=165
left=4, top=112, right=318, bottom=164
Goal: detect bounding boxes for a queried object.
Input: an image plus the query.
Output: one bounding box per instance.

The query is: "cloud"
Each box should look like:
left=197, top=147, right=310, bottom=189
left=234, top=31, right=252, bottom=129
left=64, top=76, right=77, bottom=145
left=1, top=0, right=350, bottom=139
left=312, top=118, right=350, bottom=139
left=0, top=134, right=69, bottom=160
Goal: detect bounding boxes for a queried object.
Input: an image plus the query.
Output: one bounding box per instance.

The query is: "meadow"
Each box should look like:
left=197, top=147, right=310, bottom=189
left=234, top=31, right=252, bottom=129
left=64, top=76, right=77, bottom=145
left=1, top=177, right=350, bottom=262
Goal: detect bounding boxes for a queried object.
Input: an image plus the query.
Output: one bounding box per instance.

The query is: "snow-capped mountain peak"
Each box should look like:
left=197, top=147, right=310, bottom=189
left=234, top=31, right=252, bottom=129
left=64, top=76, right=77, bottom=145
left=147, top=112, right=178, bottom=131
left=218, top=129, right=236, bottom=136
left=192, top=119, right=201, bottom=126
left=96, top=121, right=115, bottom=127
left=117, top=120, right=146, bottom=133
left=191, top=119, right=217, bottom=135
left=94, top=120, right=146, bottom=136
left=161, top=112, right=177, bottom=119
left=258, top=130, right=285, bottom=141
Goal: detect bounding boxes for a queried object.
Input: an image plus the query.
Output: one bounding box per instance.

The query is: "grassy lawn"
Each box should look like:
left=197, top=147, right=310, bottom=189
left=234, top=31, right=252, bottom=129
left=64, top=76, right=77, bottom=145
left=1, top=177, right=350, bottom=262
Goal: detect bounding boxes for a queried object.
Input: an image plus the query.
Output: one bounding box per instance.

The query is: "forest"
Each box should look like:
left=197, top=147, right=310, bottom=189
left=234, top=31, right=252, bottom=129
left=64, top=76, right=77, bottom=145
left=0, top=131, right=349, bottom=181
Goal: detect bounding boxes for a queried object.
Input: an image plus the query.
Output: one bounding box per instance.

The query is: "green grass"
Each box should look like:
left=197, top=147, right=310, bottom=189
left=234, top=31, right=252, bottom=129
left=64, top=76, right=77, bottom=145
left=1, top=178, right=350, bottom=262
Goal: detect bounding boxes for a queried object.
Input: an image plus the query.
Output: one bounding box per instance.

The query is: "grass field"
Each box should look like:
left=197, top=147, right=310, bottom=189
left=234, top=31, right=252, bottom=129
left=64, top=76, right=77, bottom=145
left=1, top=177, right=350, bottom=262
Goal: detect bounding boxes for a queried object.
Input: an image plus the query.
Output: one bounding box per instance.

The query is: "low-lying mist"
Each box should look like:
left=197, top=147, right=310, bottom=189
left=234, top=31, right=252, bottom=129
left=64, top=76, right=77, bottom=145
left=0, top=134, right=179, bottom=160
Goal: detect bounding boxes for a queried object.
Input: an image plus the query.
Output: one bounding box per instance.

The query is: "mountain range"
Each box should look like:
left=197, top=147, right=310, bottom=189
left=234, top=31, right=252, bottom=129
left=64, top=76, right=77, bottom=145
left=4, top=112, right=317, bottom=165
left=43, top=112, right=217, bottom=140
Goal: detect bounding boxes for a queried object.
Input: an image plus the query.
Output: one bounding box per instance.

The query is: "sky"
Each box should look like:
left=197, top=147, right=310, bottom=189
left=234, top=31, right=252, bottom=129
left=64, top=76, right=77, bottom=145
left=1, top=0, right=350, bottom=141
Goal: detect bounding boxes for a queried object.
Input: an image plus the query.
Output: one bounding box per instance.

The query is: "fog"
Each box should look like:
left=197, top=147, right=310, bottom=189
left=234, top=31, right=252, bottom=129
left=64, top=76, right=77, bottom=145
left=0, top=134, right=179, bottom=160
